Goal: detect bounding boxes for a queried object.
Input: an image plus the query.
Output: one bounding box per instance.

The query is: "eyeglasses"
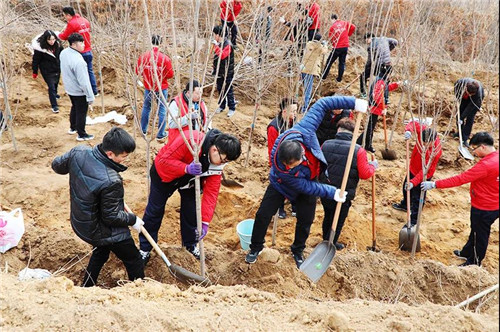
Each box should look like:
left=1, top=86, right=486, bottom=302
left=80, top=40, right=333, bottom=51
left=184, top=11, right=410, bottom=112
left=469, top=145, right=482, bottom=152
left=216, top=147, right=229, bottom=163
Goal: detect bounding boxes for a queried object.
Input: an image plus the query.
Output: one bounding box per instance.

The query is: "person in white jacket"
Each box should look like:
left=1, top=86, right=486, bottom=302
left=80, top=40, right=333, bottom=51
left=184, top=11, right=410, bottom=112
left=60, top=33, right=95, bottom=141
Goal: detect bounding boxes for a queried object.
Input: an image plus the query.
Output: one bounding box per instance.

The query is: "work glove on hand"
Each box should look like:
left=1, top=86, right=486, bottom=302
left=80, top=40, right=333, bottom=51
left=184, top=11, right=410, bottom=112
left=279, top=16, right=286, bottom=24
left=405, top=182, right=414, bottom=191
left=131, top=217, right=144, bottom=233
left=354, top=98, right=368, bottom=113
left=404, top=131, right=412, bottom=140
left=211, top=40, right=219, bottom=46
left=198, top=222, right=209, bottom=241
left=189, top=110, right=199, bottom=120
left=185, top=161, right=202, bottom=175
left=368, top=159, right=379, bottom=169
left=421, top=181, right=436, bottom=191
left=334, top=189, right=347, bottom=203
left=382, top=109, right=388, bottom=116
left=32, top=73, right=37, bottom=79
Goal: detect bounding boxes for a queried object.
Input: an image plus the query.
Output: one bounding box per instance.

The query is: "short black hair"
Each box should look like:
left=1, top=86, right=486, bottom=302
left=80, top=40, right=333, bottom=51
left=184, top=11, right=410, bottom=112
left=214, top=133, right=241, bottom=161
left=337, top=118, right=355, bottom=132
left=278, top=140, right=302, bottom=165
left=279, top=98, right=298, bottom=112
left=422, top=128, right=437, bottom=143
left=68, top=33, right=84, bottom=45
left=151, top=34, right=162, bottom=46
left=62, top=6, right=75, bottom=16
left=267, top=6, right=273, bottom=12
left=313, top=33, right=322, bottom=41
left=185, top=80, right=200, bottom=92
left=101, top=127, right=136, bottom=155
left=466, top=81, right=479, bottom=95
left=213, top=26, right=223, bottom=36
left=331, top=14, right=338, bottom=20
left=470, top=132, right=494, bottom=146
left=364, top=32, right=375, bottom=40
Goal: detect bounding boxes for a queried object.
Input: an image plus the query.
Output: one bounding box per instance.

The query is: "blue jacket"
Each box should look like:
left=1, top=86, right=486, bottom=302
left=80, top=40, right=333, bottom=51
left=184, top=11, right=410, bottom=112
left=269, top=96, right=356, bottom=201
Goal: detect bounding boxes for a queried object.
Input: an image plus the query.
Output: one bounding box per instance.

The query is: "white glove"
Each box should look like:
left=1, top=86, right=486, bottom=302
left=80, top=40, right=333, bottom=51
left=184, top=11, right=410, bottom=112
left=321, top=40, right=327, bottom=46
left=279, top=16, right=285, bottom=23
left=334, top=189, right=346, bottom=203
left=404, top=131, right=412, bottom=140
left=137, top=80, right=144, bottom=88
left=402, top=80, right=409, bottom=87
left=211, top=40, right=219, bottom=46
left=368, top=160, right=379, bottom=169
left=306, top=16, right=313, bottom=25
left=354, top=98, right=368, bottom=113
left=132, top=217, right=144, bottom=233
left=405, top=182, right=414, bottom=191
left=189, top=110, right=199, bottom=120
left=421, top=181, right=436, bottom=191
left=382, top=109, right=388, bottom=116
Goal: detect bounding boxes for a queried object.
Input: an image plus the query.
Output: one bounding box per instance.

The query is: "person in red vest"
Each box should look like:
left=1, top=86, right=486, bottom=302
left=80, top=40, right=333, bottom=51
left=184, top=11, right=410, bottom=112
left=322, top=14, right=356, bottom=82
left=220, top=0, right=243, bottom=49
left=168, top=80, right=208, bottom=142
left=136, top=35, right=174, bottom=141
left=422, top=132, right=499, bottom=267
left=267, top=98, right=298, bottom=218
left=392, top=120, right=442, bottom=227
left=59, top=6, right=98, bottom=96
left=307, top=0, right=321, bottom=41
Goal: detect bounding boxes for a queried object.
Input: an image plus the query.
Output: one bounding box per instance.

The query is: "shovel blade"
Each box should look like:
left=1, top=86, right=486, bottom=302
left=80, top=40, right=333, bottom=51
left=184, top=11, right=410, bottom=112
left=458, top=145, right=474, bottom=161
left=221, top=179, right=244, bottom=188
left=299, top=241, right=336, bottom=283
left=381, top=148, right=398, bottom=160
left=398, top=224, right=421, bottom=252
left=169, top=263, right=212, bottom=286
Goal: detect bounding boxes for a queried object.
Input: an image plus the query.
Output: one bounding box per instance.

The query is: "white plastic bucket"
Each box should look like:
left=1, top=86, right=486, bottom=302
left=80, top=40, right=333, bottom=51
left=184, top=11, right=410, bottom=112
left=236, top=219, right=254, bottom=250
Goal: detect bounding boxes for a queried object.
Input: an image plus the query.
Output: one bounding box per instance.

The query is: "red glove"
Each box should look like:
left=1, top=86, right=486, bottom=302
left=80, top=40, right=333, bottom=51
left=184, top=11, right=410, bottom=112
left=32, top=73, right=38, bottom=79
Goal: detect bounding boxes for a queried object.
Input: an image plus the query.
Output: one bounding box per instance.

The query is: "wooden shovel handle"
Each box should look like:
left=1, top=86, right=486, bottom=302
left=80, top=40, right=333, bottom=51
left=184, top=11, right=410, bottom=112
left=405, top=140, right=411, bottom=227
left=383, top=115, right=389, bottom=146
left=371, top=153, right=376, bottom=244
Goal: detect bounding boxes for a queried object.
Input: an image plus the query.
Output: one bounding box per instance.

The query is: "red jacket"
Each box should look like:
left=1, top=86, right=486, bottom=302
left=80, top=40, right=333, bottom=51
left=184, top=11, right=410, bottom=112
left=220, top=1, right=242, bottom=22
left=357, top=148, right=376, bottom=180
left=405, top=121, right=442, bottom=186
left=436, top=151, right=499, bottom=211
left=154, top=131, right=221, bottom=222
left=59, top=14, right=92, bottom=53
left=370, top=80, right=400, bottom=115
left=308, top=3, right=320, bottom=30
left=328, top=20, right=356, bottom=48
left=136, top=47, right=174, bottom=91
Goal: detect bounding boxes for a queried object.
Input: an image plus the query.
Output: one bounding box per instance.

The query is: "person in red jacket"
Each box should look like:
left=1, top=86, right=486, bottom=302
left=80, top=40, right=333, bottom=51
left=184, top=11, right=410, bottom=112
left=138, top=129, right=241, bottom=263
left=136, top=35, right=174, bottom=140
left=307, top=0, right=321, bottom=41
left=356, top=76, right=404, bottom=153
left=421, top=132, right=499, bottom=267
left=392, top=120, right=442, bottom=226
left=220, top=0, right=242, bottom=49
left=59, top=7, right=98, bottom=96
left=322, top=14, right=356, bottom=82
left=267, top=98, right=298, bottom=218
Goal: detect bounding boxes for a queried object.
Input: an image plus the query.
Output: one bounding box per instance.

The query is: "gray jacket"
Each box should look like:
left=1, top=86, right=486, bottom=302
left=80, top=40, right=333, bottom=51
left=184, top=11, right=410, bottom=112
left=60, top=47, right=94, bottom=102
left=367, top=37, right=398, bottom=67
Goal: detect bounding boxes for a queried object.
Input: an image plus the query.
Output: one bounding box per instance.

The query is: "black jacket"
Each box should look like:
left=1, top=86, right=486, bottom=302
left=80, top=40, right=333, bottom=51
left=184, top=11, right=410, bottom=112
left=213, top=39, right=234, bottom=79
left=320, top=132, right=360, bottom=201
left=32, top=46, right=61, bottom=77
left=52, top=145, right=136, bottom=247
left=316, top=109, right=352, bottom=146
left=454, top=78, right=484, bottom=117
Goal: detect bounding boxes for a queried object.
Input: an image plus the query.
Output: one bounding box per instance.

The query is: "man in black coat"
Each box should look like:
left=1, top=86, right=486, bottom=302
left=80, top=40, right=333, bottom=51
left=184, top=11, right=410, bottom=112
left=52, top=127, right=144, bottom=287
left=454, top=78, right=484, bottom=146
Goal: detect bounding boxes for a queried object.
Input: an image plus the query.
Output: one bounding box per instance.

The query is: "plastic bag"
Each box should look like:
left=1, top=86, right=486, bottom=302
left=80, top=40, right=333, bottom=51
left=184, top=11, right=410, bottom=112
left=0, top=208, right=25, bottom=253
left=18, top=267, right=52, bottom=281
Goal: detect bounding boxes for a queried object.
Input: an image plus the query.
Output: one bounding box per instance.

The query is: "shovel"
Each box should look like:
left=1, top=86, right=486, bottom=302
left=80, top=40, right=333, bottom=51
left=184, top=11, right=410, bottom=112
left=367, top=153, right=379, bottom=252
left=124, top=204, right=211, bottom=285
left=398, top=140, right=420, bottom=252
left=299, top=109, right=364, bottom=283
left=456, top=103, right=474, bottom=160
left=381, top=115, right=397, bottom=160
left=271, top=212, right=279, bottom=246
left=221, top=172, right=244, bottom=188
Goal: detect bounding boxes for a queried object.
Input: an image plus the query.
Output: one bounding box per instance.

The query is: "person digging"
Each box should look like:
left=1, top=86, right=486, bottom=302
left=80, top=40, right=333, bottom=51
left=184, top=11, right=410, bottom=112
left=421, top=132, right=499, bottom=267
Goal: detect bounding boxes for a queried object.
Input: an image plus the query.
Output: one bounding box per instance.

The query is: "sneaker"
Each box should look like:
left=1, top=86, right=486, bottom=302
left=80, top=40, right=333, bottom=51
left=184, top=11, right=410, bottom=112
left=68, top=129, right=77, bottom=135
left=186, top=245, right=200, bottom=260
left=76, top=134, right=95, bottom=141
left=360, top=93, right=367, bottom=98
left=156, top=135, right=167, bottom=143
left=227, top=109, right=236, bottom=118
left=366, top=146, right=376, bottom=153
left=233, top=45, right=239, bottom=51
left=392, top=203, right=407, bottom=212
left=245, top=249, right=262, bottom=264
left=291, top=205, right=297, bottom=217
left=94, top=92, right=100, bottom=97
left=452, top=132, right=460, bottom=139
left=459, top=261, right=475, bottom=267
left=56, top=94, right=61, bottom=99
left=336, top=77, right=342, bottom=82
left=139, top=250, right=151, bottom=266
left=463, top=140, right=470, bottom=147
left=52, top=107, right=59, bottom=113
left=334, top=242, right=345, bottom=251
left=278, top=207, right=286, bottom=219
left=453, top=249, right=467, bottom=260
left=215, top=107, right=224, bottom=114
left=292, top=252, right=304, bottom=268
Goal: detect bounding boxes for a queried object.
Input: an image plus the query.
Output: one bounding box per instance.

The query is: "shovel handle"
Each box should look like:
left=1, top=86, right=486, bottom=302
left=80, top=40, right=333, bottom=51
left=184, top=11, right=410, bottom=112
left=371, top=153, right=376, bottom=245
left=383, top=115, right=389, bottom=146
left=405, top=140, right=411, bottom=227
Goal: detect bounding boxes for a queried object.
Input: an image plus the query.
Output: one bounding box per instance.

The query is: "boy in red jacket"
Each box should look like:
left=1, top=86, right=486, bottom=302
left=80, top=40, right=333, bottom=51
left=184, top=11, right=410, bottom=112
left=138, top=129, right=241, bottom=263
left=421, top=132, right=499, bottom=266
left=392, top=120, right=442, bottom=226
left=220, top=0, right=242, bottom=49
left=322, top=14, right=356, bottom=82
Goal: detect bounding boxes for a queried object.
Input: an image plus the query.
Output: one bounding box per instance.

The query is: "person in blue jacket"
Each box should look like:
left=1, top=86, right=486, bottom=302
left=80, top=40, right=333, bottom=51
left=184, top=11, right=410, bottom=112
left=245, top=96, right=367, bottom=268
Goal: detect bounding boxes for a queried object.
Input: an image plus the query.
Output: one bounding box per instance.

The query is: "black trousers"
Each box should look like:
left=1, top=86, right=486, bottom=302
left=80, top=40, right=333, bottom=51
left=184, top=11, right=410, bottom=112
left=82, top=237, right=144, bottom=287
left=221, top=19, right=238, bottom=46
left=69, top=95, right=89, bottom=137
left=42, top=72, right=60, bottom=108
left=216, top=76, right=236, bottom=111
left=250, top=183, right=316, bottom=254
left=461, top=207, right=499, bottom=266
left=139, top=165, right=198, bottom=252
left=357, top=113, right=379, bottom=150
left=399, top=172, right=427, bottom=225
left=458, top=101, right=479, bottom=141
left=322, top=47, right=348, bottom=81
left=320, top=198, right=352, bottom=243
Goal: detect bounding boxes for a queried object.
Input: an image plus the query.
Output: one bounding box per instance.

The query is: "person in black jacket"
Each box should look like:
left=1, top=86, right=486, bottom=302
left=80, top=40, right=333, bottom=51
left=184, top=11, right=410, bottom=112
left=52, top=127, right=145, bottom=287
left=453, top=78, right=484, bottom=146
left=32, top=30, right=62, bottom=113
left=317, top=108, right=353, bottom=145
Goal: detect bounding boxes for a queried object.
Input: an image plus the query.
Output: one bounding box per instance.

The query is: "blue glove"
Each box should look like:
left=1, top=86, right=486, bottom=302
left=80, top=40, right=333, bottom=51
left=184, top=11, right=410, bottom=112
left=405, top=182, right=414, bottom=191
left=199, top=222, right=209, bottom=241
left=404, top=131, right=412, bottom=140
left=421, top=181, right=436, bottom=191
left=185, top=161, right=202, bottom=175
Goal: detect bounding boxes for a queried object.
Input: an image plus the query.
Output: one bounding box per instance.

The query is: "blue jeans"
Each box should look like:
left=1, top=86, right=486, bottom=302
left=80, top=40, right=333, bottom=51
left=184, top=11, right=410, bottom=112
left=81, top=51, right=98, bottom=95
left=301, top=73, right=314, bottom=113
left=141, top=89, right=168, bottom=139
